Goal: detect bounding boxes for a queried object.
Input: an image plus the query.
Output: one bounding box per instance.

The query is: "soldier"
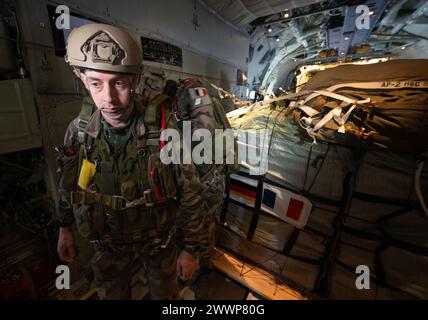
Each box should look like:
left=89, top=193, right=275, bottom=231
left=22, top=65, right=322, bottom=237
left=56, top=23, right=205, bottom=300
left=174, top=79, right=230, bottom=273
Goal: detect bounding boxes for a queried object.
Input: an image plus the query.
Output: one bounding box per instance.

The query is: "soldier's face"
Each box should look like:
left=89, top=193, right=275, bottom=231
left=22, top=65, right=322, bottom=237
left=80, top=70, right=135, bottom=126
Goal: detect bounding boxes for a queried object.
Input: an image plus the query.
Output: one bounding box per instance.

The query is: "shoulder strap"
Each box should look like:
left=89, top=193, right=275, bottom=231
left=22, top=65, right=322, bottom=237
left=77, top=95, right=96, bottom=144
left=144, top=94, right=173, bottom=149
left=137, top=94, right=177, bottom=202
left=145, top=94, right=171, bottom=133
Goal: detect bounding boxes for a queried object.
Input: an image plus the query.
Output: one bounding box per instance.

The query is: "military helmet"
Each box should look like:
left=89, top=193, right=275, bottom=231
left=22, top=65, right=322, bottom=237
left=65, top=23, right=142, bottom=74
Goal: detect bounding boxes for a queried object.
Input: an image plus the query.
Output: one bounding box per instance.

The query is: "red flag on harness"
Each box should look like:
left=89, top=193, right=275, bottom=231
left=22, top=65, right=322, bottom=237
left=195, top=87, right=207, bottom=96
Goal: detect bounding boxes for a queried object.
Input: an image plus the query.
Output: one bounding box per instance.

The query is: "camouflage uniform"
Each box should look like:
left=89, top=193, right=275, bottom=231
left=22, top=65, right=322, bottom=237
left=90, top=239, right=178, bottom=299
left=198, top=175, right=225, bottom=269
left=57, top=94, right=205, bottom=299
left=174, top=79, right=228, bottom=270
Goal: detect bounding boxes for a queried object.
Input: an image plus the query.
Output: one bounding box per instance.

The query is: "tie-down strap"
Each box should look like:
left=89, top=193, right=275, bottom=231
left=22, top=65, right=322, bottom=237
left=290, top=80, right=428, bottom=142
left=71, top=190, right=155, bottom=211
left=290, top=88, right=372, bottom=142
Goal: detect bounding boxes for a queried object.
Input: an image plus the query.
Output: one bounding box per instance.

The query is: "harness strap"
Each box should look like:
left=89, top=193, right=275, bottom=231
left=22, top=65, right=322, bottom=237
left=99, top=161, right=115, bottom=194
left=145, top=94, right=170, bottom=131
left=144, top=94, right=171, bottom=149
left=71, top=189, right=157, bottom=210
left=77, top=95, right=96, bottom=144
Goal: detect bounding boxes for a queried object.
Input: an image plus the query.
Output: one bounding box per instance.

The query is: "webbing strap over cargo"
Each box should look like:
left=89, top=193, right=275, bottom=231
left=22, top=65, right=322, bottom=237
left=246, top=175, right=265, bottom=241
left=324, top=80, right=428, bottom=92
left=299, top=104, right=357, bottom=141
left=231, top=80, right=428, bottom=118
left=302, top=81, right=428, bottom=102
left=210, top=82, right=236, bottom=100
left=292, top=80, right=428, bottom=143
left=304, top=90, right=371, bottom=106
left=294, top=89, right=371, bottom=142
left=232, top=80, right=428, bottom=142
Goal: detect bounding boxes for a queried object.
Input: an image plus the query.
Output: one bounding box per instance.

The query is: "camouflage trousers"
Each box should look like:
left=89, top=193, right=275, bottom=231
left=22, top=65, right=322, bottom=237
left=198, top=174, right=225, bottom=269
left=90, top=241, right=179, bottom=300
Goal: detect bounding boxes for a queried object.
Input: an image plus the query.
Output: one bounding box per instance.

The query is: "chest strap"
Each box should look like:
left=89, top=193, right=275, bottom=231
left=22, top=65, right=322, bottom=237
left=71, top=189, right=156, bottom=211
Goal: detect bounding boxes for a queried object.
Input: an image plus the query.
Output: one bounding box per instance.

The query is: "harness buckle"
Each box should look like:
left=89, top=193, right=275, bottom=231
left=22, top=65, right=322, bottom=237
left=144, top=189, right=155, bottom=207
left=174, top=110, right=181, bottom=122
left=112, top=195, right=127, bottom=211
left=77, top=118, right=88, bottom=129
left=148, top=227, right=175, bottom=255
left=137, top=148, right=146, bottom=157
left=125, top=197, right=146, bottom=208
left=124, top=190, right=155, bottom=208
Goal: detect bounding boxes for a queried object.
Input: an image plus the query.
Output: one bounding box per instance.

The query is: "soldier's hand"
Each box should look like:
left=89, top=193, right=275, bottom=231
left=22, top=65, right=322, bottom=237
left=177, top=250, right=199, bottom=281
left=57, top=227, right=76, bottom=263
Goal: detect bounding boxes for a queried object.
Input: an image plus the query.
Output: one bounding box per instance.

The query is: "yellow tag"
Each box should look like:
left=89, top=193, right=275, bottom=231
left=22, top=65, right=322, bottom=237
left=78, top=159, right=96, bottom=191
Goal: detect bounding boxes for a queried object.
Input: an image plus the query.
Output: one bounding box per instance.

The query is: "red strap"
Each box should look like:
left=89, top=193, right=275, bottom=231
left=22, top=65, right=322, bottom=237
left=180, top=78, right=198, bottom=88
left=150, top=167, right=163, bottom=202
left=160, top=104, right=166, bottom=149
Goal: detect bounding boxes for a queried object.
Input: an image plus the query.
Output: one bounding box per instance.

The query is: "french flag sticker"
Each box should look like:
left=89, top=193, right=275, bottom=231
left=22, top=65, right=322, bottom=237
left=195, top=87, right=207, bottom=96
left=262, top=183, right=312, bottom=229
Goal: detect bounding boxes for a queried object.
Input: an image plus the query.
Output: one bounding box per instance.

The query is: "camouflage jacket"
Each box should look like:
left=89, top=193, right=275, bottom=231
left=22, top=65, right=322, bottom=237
left=56, top=95, right=205, bottom=253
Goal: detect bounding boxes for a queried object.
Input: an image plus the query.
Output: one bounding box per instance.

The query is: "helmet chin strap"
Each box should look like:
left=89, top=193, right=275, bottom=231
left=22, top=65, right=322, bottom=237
left=72, top=67, right=82, bottom=78
left=131, top=73, right=142, bottom=94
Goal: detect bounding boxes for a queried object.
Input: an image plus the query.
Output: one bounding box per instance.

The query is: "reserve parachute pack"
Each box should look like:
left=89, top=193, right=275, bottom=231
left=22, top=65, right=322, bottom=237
left=174, top=78, right=240, bottom=181
left=290, top=59, right=428, bottom=153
